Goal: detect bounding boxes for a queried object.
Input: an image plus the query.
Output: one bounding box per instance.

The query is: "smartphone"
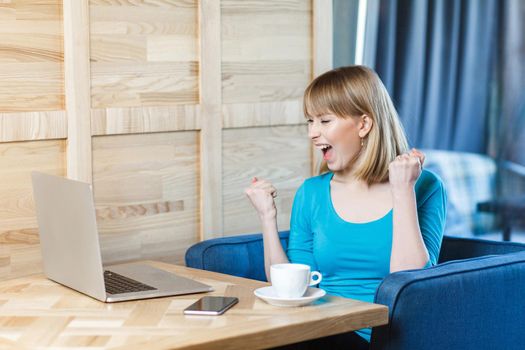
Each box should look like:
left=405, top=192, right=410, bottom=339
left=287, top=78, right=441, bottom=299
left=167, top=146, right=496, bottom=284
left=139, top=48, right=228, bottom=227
left=183, top=296, right=239, bottom=316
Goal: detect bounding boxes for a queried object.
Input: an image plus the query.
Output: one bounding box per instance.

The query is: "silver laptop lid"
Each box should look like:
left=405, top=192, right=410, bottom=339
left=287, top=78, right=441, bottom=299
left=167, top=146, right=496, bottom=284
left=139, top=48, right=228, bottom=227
left=31, top=172, right=106, bottom=301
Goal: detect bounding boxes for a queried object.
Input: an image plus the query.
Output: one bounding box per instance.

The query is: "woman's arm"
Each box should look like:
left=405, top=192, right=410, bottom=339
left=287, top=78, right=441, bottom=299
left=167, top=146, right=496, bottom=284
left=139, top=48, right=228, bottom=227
left=259, top=215, right=289, bottom=280
left=388, top=149, right=430, bottom=273
left=245, top=178, right=289, bottom=281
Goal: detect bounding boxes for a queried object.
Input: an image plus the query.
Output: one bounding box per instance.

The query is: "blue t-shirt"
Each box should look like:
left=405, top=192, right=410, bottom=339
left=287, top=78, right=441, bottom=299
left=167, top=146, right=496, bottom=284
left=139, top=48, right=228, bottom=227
left=286, top=170, right=447, bottom=341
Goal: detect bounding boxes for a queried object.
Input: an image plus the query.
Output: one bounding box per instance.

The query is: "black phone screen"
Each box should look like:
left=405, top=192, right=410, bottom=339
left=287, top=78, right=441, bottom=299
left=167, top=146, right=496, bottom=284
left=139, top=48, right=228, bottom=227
left=183, top=296, right=239, bottom=315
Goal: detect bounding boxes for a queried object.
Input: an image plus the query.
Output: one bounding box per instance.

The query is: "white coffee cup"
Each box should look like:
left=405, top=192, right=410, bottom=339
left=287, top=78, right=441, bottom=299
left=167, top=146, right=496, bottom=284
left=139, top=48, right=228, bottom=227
left=270, top=263, right=322, bottom=299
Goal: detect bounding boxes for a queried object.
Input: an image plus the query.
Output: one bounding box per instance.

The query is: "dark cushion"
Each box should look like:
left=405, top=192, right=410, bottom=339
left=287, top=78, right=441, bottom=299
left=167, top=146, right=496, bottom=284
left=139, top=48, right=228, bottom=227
left=439, top=235, right=525, bottom=263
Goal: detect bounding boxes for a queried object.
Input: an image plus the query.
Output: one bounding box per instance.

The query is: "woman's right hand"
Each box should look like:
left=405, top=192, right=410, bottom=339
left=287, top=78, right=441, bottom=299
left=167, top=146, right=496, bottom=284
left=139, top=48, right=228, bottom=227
left=244, top=177, right=277, bottom=220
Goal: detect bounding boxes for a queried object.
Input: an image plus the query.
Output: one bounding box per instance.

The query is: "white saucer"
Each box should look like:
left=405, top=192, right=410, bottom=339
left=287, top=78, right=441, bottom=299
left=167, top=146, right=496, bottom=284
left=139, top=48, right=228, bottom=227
left=254, top=286, right=326, bottom=307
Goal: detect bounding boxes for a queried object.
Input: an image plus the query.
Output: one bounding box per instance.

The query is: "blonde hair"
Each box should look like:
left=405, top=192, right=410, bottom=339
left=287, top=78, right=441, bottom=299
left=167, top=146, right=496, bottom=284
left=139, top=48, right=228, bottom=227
left=304, top=65, right=409, bottom=184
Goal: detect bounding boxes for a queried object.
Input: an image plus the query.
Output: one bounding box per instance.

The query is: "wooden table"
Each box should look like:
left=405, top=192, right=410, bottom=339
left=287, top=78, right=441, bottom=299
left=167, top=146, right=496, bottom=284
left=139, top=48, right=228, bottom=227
left=0, top=261, right=388, bottom=349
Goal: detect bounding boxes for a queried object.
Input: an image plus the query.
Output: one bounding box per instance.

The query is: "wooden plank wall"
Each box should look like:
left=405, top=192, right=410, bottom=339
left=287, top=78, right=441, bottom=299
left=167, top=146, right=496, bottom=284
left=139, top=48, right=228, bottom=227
left=0, top=0, right=333, bottom=280
left=0, top=0, right=67, bottom=280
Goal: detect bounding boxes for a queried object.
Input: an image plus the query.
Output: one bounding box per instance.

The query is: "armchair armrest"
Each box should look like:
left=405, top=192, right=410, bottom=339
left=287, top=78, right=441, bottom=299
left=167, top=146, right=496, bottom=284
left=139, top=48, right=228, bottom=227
left=371, top=251, right=525, bottom=350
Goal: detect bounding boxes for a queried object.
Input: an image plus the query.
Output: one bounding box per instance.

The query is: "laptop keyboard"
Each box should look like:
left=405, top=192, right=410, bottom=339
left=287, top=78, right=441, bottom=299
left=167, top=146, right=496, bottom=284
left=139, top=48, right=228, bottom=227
left=104, top=270, right=157, bottom=295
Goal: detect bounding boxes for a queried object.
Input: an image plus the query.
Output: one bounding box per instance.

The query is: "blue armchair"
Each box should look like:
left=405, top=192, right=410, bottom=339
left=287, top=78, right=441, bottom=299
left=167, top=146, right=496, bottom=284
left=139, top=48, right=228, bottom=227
left=185, top=231, right=525, bottom=350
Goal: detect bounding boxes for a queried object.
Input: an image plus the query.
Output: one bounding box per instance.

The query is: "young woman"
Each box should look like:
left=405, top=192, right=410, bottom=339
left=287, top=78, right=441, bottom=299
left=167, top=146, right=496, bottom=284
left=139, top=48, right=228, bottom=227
left=245, top=66, right=446, bottom=348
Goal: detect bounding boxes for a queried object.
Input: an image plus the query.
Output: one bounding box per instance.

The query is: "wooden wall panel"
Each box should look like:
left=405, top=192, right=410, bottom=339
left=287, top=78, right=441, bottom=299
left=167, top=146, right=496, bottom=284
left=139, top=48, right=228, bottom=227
left=0, top=140, right=66, bottom=280
left=222, top=125, right=310, bottom=236
left=221, top=0, right=312, bottom=104
left=0, top=111, right=67, bottom=142
left=0, top=0, right=332, bottom=280
left=89, top=0, right=199, bottom=108
left=64, top=0, right=92, bottom=183
left=222, top=100, right=304, bottom=129
left=0, top=0, right=64, bottom=112
left=220, top=0, right=315, bottom=238
left=199, top=0, right=223, bottom=240
left=92, top=132, right=200, bottom=265
left=312, top=0, right=333, bottom=173
left=91, top=105, right=201, bottom=136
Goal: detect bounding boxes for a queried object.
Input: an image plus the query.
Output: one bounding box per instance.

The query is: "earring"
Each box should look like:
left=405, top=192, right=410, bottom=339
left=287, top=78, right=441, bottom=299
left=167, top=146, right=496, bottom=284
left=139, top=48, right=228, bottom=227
left=360, top=138, right=364, bottom=147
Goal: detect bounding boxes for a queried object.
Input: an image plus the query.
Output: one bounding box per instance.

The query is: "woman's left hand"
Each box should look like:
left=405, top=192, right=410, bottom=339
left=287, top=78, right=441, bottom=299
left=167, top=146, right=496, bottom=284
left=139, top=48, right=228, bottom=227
left=388, top=148, right=425, bottom=192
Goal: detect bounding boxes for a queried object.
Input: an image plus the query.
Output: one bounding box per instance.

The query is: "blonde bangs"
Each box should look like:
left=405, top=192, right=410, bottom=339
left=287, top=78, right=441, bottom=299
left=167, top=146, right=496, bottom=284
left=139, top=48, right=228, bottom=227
left=306, top=66, right=410, bottom=185
left=303, top=71, right=360, bottom=119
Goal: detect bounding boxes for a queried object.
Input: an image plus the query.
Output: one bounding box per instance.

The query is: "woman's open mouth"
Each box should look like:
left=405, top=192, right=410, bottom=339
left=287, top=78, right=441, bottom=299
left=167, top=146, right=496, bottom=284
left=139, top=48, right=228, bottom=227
left=320, top=145, right=333, bottom=160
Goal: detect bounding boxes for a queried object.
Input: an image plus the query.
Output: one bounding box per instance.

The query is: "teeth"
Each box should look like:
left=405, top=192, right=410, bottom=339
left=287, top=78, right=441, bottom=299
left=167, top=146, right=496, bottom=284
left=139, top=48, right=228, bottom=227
left=319, top=145, right=331, bottom=150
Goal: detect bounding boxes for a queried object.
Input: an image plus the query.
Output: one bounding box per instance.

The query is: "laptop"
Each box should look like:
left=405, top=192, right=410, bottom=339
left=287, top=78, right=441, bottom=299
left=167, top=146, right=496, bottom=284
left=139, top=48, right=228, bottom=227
left=31, top=171, right=213, bottom=302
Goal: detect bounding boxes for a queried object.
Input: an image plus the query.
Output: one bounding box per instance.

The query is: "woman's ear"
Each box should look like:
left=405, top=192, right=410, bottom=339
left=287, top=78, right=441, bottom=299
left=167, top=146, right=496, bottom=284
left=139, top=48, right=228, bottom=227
left=358, top=115, right=373, bottom=138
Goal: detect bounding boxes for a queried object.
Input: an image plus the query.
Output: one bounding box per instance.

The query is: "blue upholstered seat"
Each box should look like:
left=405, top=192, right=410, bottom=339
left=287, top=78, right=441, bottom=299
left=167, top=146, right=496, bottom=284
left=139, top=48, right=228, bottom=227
left=185, top=231, right=289, bottom=282
left=186, top=232, right=525, bottom=350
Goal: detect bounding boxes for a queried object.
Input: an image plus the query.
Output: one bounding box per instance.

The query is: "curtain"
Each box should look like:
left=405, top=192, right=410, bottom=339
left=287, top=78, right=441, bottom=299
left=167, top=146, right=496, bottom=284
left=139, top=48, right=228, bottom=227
left=497, top=0, right=525, bottom=165
left=495, top=0, right=525, bottom=198
left=363, top=0, right=525, bottom=233
left=372, top=0, right=500, bottom=153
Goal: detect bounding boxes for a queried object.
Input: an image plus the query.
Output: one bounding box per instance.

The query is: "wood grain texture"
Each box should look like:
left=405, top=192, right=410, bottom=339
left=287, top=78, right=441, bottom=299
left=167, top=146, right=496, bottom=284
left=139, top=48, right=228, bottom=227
left=221, top=0, right=312, bottom=104
left=199, top=0, right=223, bottom=240
left=0, top=0, right=64, bottom=112
left=92, top=132, right=200, bottom=266
left=0, top=111, right=66, bottom=142
left=89, top=0, right=199, bottom=108
left=90, top=62, right=198, bottom=108
left=220, top=0, right=315, bottom=237
left=0, top=140, right=66, bottom=281
left=313, top=0, right=333, bottom=77
left=0, top=0, right=330, bottom=283
left=223, top=100, right=305, bottom=129
left=0, top=262, right=389, bottom=349
left=63, top=0, right=93, bottom=183
left=222, top=125, right=310, bottom=236
left=91, top=105, right=201, bottom=135
left=312, top=0, right=333, bottom=175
